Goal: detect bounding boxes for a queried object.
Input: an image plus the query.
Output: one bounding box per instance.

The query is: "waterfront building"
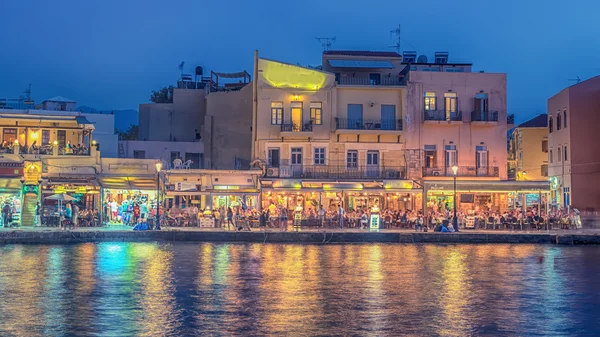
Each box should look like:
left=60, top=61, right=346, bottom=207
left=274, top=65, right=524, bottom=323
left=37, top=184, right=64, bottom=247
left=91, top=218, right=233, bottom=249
left=510, top=114, right=549, bottom=181
left=547, top=75, right=600, bottom=211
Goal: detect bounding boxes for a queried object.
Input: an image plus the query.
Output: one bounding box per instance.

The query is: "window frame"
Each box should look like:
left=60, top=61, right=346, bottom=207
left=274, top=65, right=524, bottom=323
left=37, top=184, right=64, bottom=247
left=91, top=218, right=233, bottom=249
left=557, top=112, right=561, bottom=131
left=310, top=102, right=322, bottom=125
left=313, top=147, right=326, bottom=165
left=424, top=92, right=437, bottom=111
left=346, top=150, right=358, bottom=170
left=564, top=145, right=568, bottom=161
left=558, top=146, right=562, bottom=162
left=563, top=109, right=567, bottom=128
left=271, top=102, right=283, bottom=125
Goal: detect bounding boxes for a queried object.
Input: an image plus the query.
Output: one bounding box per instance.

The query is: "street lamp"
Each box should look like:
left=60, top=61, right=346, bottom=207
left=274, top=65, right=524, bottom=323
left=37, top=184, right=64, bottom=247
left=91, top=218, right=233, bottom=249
left=451, top=165, right=459, bottom=232
left=155, top=161, right=163, bottom=230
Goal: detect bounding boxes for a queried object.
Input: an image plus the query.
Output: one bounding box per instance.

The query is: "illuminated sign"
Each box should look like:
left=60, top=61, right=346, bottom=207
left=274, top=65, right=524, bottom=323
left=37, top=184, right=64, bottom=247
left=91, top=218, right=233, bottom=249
left=258, top=59, right=335, bottom=90
left=213, top=185, right=240, bottom=190
left=370, top=214, right=380, bottom=231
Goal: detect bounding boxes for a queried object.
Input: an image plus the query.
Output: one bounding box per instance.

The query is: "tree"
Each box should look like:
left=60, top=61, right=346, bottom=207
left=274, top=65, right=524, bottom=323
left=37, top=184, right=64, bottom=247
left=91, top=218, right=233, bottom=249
left=117, top=124, right=139, bottom=140
left=150, top=86, right=174, bottom=103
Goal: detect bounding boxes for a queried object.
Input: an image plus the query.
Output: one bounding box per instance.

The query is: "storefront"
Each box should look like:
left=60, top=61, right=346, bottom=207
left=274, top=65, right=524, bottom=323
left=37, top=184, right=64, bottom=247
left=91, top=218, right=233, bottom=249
left=423, top=180, right=550, bottom=216
left=41, top=177, right=100, bottom=210
left=0, top=176, right=23, bottom=226
left=98, top=176, right=158, bottom=225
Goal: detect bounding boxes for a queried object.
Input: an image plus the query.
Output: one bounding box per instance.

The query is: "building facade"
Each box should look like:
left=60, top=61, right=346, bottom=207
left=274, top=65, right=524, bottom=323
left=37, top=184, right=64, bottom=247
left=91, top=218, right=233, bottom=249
left=511, top=114, right=548, bottom=181
left=548, top=76, right=600, bottom=211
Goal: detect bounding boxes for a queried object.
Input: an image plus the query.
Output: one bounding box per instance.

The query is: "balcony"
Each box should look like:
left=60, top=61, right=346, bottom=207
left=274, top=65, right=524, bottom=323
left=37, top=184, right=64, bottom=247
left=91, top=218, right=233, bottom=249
left=422, top=166, right=499, bottom=178
left=3, top=144, right=91, bottom=157
left=424, top=110, right=463, bottom=123
left=335, top=118, right=403, bottom=131
left=265, top=165, right=407, bottom=180
left=280, top=122, right=313, bottom=133
left=337, top=77, right=406, bottom=86
left=471, top=110, right=499, bottom=124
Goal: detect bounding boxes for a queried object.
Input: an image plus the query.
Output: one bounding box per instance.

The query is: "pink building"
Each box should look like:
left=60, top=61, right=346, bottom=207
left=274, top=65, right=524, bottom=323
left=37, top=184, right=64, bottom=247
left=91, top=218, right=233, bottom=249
left=547, top=75, right=600, bottom=211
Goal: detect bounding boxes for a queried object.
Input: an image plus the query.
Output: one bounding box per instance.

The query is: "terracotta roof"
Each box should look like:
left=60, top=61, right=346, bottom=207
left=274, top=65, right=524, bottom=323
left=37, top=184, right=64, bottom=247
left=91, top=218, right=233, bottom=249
left=517, top=114, right=548, bottom=128
left=323, top=50, right=401, bottom=58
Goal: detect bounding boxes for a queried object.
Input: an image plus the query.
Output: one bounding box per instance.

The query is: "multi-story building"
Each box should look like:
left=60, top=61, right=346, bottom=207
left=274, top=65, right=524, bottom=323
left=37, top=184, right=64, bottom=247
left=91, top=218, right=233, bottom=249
left=547, top=76, right=600, bottom=211
left=510, top=114, right=548, bottom=181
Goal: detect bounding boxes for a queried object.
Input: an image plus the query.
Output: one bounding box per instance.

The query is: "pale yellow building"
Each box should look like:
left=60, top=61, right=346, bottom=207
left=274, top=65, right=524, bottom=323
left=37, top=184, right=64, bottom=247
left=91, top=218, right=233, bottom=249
left=512, top=114, right=549, bottom=181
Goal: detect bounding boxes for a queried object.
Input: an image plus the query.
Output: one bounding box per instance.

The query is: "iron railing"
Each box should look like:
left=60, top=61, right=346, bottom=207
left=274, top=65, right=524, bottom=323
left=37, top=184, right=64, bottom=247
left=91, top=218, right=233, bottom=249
left=337, top=77, right=407, bottom=86
left=335, top=118, right=403, bottom=131
left=424, top=110, right=463, bottom=121
left=280, top=122, right=313, bottom=132
left=471, top=110, right=499, bottom=122
left=265, top=164, right=407, bottom=179
left=422, top=166, right=499, bottom=177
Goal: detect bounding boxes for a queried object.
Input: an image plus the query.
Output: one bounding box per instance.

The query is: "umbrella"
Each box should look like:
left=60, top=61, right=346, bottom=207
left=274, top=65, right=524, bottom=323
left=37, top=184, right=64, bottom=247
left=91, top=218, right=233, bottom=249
left=45, top=193, right=77, bottom=201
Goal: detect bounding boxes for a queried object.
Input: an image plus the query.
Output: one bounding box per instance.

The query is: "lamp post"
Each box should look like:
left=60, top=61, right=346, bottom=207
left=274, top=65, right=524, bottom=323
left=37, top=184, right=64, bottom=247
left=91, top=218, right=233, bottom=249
left=155, top=161, right=163, bottom=230
left=452, top=165, right=459, bottom=232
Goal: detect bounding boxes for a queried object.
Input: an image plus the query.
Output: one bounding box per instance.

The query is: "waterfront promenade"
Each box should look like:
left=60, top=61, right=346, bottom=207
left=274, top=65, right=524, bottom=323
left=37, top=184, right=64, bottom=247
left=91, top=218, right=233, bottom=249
left=0, top=226, right=599, bottom=245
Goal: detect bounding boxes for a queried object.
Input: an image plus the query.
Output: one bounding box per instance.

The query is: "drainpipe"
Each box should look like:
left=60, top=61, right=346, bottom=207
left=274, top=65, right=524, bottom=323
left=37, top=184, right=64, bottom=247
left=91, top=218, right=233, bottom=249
left=251, top=50, right=259, bottom=162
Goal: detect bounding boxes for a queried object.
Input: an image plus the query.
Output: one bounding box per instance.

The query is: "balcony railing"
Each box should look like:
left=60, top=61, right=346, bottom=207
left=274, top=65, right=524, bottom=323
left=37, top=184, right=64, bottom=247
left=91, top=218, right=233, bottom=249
left=2, top=145, right=90, bottom=156
left=337, top=77, right=406, bottom=86
left=281, top=122, right=313, bottom=132
left=422, top=166, right=499, bottom=177
left=335, top=118, right=403, bottom=131
left=265, top=165, right=407, bottom=180
left=471, top=110, right=499, bottom=122
left=424, top=110, right=462, bottom=122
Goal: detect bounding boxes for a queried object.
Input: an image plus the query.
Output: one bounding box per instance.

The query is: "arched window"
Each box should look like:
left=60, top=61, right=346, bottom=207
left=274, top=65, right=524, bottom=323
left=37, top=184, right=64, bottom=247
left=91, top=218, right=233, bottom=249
left=563, top=109, right=567, bottom=128
left=557, top=113, right=561, bottom=130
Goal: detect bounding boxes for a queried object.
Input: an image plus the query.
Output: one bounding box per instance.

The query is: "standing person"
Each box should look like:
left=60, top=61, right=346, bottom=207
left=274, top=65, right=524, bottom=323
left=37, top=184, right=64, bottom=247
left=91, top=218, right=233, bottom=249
left=35, top=202, right=41, bottom=226
left=226, top=207, right=234, bottom=230
left=110, top=199, right=118, bottom=223
left=72, top=202, right=80, bottom=228
left=140, top=200, right=148, bottom=222
left=338, top=204, right=345, bottom=229
left=2, top=202, right=11, bottom=227
left=319, top=205, right=326, bottom=227
left=133, top=203, right=140, bottom=225
left=64, top=202, right=72, bottom=230
left=280, top=206, right=288, bottom=231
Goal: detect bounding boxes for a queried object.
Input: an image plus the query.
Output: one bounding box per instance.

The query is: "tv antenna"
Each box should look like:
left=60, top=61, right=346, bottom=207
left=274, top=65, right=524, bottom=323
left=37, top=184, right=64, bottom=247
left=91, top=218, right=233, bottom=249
left=22, top=84, right=33, bottom=105
left=316, top=37, right=336, bottom=51
left=389, top=24, right=401, bottom=53
left=568, top=76, right=581, bottom=84
left=178, top=61, right=185, bottom=77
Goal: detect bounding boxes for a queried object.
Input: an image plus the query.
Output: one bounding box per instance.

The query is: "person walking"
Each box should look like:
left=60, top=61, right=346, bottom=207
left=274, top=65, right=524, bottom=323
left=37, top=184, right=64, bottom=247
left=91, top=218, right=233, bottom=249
left=338, top=204, right=345, bottom=229
left=35, top=202, right=41, bottom=226
left=72, top=202, right=80, bottom=228
left=226, top=207, right=234, bottom=230
left=319, top=205, right=325, bottom=227
left=280, top=206, right=288, bottom=231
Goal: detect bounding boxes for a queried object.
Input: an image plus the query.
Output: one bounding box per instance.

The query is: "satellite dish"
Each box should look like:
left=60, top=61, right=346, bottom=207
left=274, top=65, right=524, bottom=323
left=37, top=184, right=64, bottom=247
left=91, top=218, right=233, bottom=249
left=417, top=55, right=428, bottom=63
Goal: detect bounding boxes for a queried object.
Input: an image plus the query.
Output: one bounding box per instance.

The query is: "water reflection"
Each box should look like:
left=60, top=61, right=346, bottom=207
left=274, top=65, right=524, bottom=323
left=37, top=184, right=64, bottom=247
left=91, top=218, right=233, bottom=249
left=0, top=243, right=598, bottom=336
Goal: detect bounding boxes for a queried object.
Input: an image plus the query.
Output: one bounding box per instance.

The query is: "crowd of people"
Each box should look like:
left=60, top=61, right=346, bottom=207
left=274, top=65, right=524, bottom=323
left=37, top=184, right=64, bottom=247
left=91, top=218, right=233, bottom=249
left=104, top=195, right=155, bottom=225
left=0, top=140, right=89, bottom=155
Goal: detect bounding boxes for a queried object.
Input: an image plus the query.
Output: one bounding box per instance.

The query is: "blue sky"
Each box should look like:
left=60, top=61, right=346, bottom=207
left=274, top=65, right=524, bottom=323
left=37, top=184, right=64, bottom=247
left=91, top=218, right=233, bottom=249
left=1, top=0, right=599, bottom=122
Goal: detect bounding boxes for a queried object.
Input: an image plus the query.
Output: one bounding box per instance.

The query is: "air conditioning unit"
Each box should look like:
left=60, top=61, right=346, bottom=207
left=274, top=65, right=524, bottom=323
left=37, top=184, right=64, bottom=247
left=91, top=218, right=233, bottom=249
left=266, top=167, right=279, bottom=177
left=431, top=168, right=444, bottom=176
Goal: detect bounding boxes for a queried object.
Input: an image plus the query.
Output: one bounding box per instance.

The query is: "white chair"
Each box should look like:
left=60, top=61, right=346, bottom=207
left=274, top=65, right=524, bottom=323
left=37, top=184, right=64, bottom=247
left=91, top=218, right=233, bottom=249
left=172, top=158, right=183, bottom=169
left=183, top=160, right=193, bottom=169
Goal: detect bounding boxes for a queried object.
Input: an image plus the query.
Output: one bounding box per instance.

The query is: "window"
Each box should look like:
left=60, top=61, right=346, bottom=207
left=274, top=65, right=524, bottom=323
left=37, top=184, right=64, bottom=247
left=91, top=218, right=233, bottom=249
left=444, top=92, right=458, bottom=119
left=474, top=93, right=489, bottom=114
left=369, top=73, right=381, bottom=85
left=558, top=146, right=562, bottom=162
left=549, top=149, right=553, bottom=163
left=133, top=150, right=145, bottom=159
left=542, top=140, right=548, bottom=153
left=310, top=102, right=322, bottom=125
left=563, top=109, right=567, bottom=128
left=57, top=130, right=66, bottom=147
left=185, top=153, right=201, bottom=169
left=381, top=105, right=396, bottom=130
left=367, top=151, right=379, bottom=166
left=268, top=148, right=280, bottom=167
left=444, top=145, right=457, bottom=167
left=557, top=113, right=561, bottom=130
left=476, top=145, right=488, bottom=168
left=563, top=187, right=571, bottom=208
left=42, top=130, right=50, bottom=145
left=291, top=147, right=302, bottom=165
left=314, top=147, right=325, bottom=165
left=271, top=102, right=283, bottom=125
left=347, top=150, right=358, bottom=169
left=171, top=151, right=180, bottom=163
left=549, top=117, right=553, bottom=133
left=424, top=145, right=437, bottom=168
left=2, top=128, right=17, bottom=143
left=541, top=164, right=548, bottom=177
left=564, top=145, right=568, bottom=161
left=424, top=92, right=436, bottom=111
left=290, top=102, right=303, bottom=131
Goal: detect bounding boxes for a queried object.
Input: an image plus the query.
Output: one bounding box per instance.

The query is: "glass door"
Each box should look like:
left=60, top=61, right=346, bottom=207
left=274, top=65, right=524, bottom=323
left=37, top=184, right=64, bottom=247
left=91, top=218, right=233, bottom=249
left=476, top=145, right=488, bottom=176
left=291, top=147, right=303, bottom=176
left=366, top=151, right=379, bottom=177
left=291, top=102, right=302, bottom=132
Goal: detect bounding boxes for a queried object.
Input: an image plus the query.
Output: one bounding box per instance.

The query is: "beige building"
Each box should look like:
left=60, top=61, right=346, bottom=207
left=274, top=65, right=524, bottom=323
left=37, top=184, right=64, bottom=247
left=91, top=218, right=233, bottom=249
left=511, top=114, right=548, bottom=181
left=548, top=75, right=600, bottom=211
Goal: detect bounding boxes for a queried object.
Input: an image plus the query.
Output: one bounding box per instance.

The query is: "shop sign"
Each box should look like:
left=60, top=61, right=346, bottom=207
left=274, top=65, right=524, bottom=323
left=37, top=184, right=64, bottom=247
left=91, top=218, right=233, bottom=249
left=175, top=182, right=197, bottom=191
left=213, top=185, right=240, bottom=190
left=370, top=214, right=380, bottom=231
left=383, top=180, right=413, bottom=189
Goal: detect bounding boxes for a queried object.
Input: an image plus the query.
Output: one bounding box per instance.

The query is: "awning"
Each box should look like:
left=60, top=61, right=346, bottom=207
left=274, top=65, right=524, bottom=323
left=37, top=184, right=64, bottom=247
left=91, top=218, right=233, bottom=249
left=425, top=180, right=550, bottom=193
left=75, top=116, right=94, bottom=125
left=98, top=175, right=157, bottom=190
left=328, top=59, right=395, bottom=69
left=0, top=178, right=22, bottom=191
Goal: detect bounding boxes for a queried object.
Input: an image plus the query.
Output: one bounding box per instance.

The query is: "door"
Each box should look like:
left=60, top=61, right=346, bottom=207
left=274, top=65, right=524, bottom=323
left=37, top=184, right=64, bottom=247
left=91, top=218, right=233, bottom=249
left=366, top=151, right=379, bottom=177
left=444, top=145, right=457, bottom=175
left=347, top=104, right=363, bottom=129
left=476, top=146, right=488, bottom=176
left=474, top=93, right=488, bottom=121
left=291, top=102, right=302, bottom=132
left=444, top=93, right=457, bottom=120
left=268, top=148, right=280, bottom=167
left=381, top=105, right=396, bottom=130
left=291, top=147, right=303, bottom=176
left=369, top=73, right=381, bottom=85
left=57, top=130, right=66, bottom=147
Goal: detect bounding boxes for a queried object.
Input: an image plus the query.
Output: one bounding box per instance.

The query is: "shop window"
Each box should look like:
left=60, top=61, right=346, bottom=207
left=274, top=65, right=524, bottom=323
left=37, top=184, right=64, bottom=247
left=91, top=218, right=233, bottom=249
left=347, top=150, right=358, bottom=169
left=314, top=147, right=325, bottom=165
left=444, top=145, right=457, bottom=167
left=271, top=102, right=283, bottom=125
left=133, top=150, right=145, bottom=159
left=424, top=145, right=437, bottom=168
left=310, top=102, right=322, bottom=125
left=42, top=130, right=50, bottom=145
left=2, top=128, right=16, bottom=143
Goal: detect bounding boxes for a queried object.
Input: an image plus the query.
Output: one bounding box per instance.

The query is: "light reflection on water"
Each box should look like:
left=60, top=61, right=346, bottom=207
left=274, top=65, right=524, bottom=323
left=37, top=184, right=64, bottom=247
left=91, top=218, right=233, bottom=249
left=0, top=243, right=599, bottom=336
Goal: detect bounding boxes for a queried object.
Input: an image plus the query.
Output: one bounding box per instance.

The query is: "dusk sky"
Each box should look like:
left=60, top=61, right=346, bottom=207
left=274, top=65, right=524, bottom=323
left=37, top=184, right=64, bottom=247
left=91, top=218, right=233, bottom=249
left=1, top=0, right=599, bottom=123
